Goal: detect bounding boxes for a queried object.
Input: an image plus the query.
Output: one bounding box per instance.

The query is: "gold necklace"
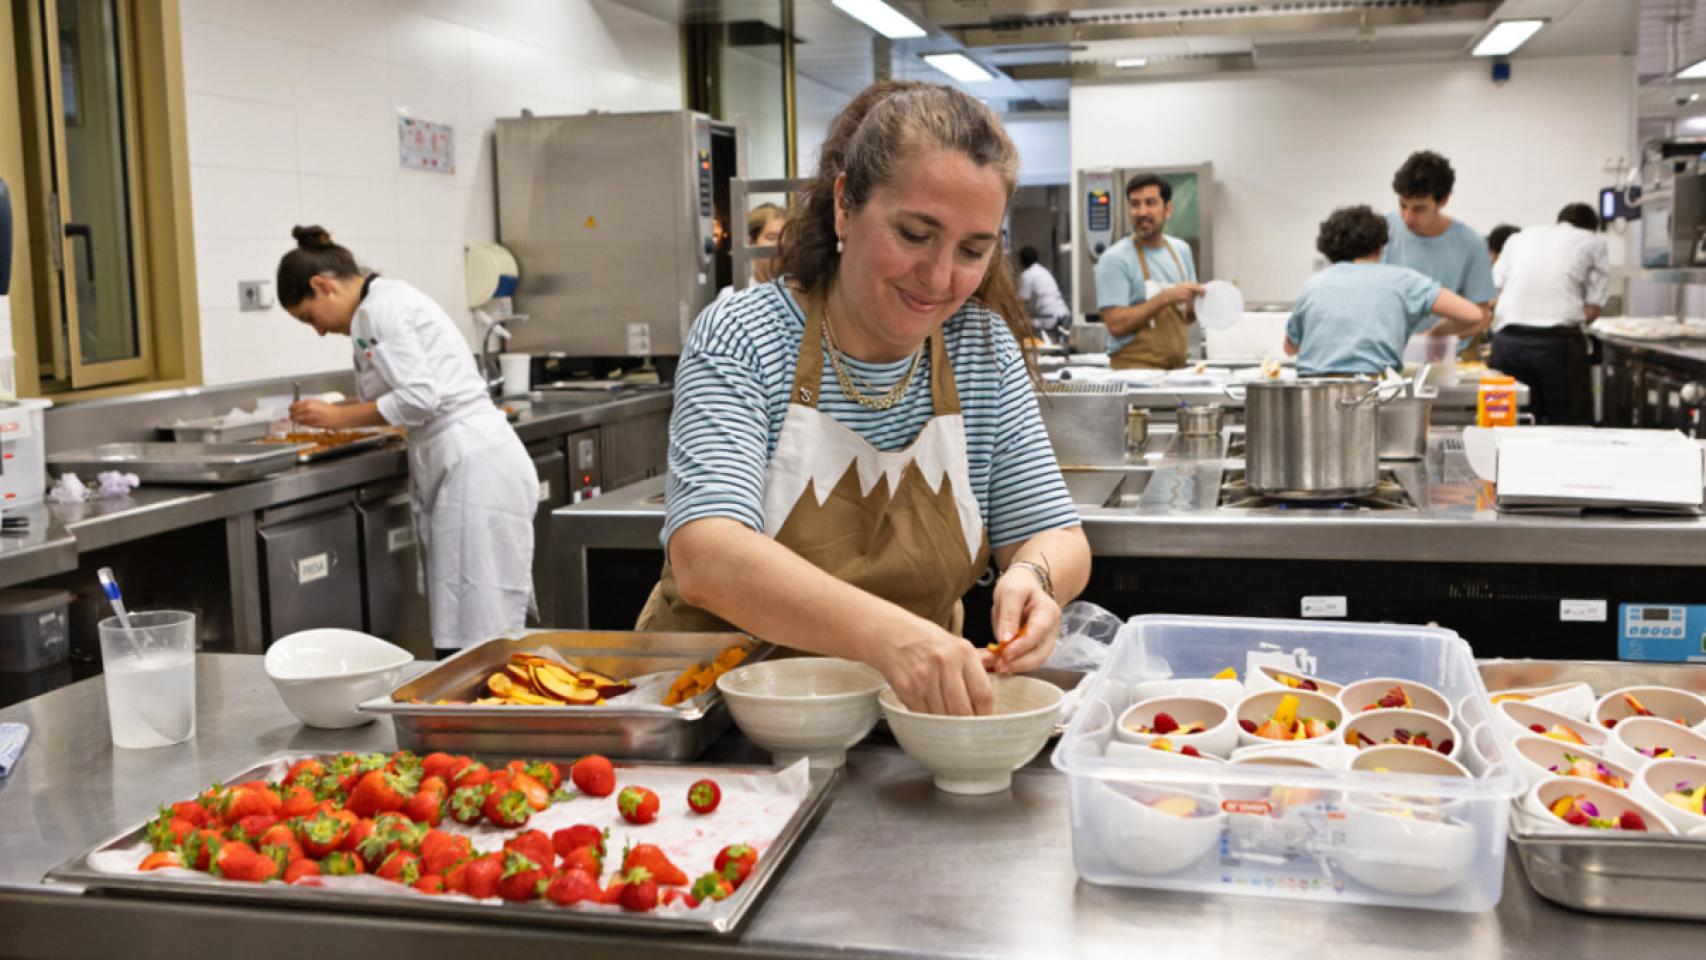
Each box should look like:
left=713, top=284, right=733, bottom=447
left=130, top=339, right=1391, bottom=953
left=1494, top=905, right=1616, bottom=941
left=821, top=305, right=924, bottom=411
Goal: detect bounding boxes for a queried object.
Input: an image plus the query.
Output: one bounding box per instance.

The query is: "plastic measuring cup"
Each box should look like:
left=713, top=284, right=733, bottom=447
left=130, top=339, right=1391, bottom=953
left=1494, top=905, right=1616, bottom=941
left=98, top=611, right=197, bottom=749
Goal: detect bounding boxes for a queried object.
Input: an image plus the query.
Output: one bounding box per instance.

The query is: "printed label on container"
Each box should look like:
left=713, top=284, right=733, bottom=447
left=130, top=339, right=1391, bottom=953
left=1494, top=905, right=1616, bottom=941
left=537, top=480, right=551, bottom=503
left=296, top=553, right=330, bottom=585
left=387, top=526, right=415, bottom=554
left=1222, top=799, right=1273, bottom=816
left=1300, top=596, right=1347, bottom=618
left=1560, top=599, right=1607, bottom=622
left=0, top=413, right=31, bottom=439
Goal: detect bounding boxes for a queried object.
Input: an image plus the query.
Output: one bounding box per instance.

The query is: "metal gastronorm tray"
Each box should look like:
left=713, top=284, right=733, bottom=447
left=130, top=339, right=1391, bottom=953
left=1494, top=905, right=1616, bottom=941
left=156, top=417, right=272, bottom=444
left=43, top=752, right=836, bottom=937
left=361, top=631, right=766, bottom=761
left=1480, top=658, right=1706, bottom=920
left=259, top=428, right=396, bottom=463
left=48, top=442, right=304, bottom=485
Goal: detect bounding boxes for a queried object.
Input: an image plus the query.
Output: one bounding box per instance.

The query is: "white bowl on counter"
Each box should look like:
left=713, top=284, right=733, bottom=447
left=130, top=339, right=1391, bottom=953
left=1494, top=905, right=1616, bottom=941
left=1340, top=799, right=1478, bottom=897
left=1632, top=757, right=1706, bottom=833
left=1592, top=686, right=1706, bottom=734
left=717, top=658, right=886, bottom=770
left=1475, top=682, right=1596, bottom=722
left=1338, top=708, right=1461, bottom=762
left=1104, top=739, right=1227, bottom=769
left=879, top=675, right=1062, bottom=795
left=1603, top=717, right=1706, bottom=773
left=1087, top=781, right=1224, bottom=876
left=1508, top=735, right=1635, bottom=792
left=1523, top=775, right=1678, bottom=835
left=1247, top=664, right=1342, bottom=697
left=1114, top=695, right=1238, bottom=758
left=1233, top=689, right=1343, bottom=748
left=268, top=629, right=414, bottom=729
left=1228, top=742, right=1358, bottom=769
left=1461, top=722, right=1505, bottom=778
left=1494, top=700, right=1608, bottom=750
left=1337, top=677, right=1453, bottom=724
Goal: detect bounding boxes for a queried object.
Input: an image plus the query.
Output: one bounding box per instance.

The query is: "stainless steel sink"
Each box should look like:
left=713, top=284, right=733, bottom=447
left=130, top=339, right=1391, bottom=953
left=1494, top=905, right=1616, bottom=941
left=1062, top=467, right=1152, bottom=509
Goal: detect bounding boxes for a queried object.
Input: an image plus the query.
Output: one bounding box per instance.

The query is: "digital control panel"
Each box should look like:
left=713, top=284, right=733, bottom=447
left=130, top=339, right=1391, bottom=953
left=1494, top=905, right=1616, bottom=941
left=1618, top=603, right=1706, bottom=662
left=1082, top=169, right=1115, bottom=259
left=693, top=116, right=714, bottom=267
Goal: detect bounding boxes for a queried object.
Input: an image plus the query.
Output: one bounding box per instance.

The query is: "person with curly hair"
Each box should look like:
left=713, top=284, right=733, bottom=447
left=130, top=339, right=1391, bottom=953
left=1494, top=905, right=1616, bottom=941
left=640, top=81, right=1090, bottom=717
left=1284, top=206, right=1486, bottom=374
left=1383, top=151, right=1497, bottom=311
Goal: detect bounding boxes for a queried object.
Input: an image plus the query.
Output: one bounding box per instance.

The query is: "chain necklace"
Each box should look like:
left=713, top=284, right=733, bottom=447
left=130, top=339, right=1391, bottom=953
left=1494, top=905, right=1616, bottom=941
left=820, top=303, right=925, bottom=411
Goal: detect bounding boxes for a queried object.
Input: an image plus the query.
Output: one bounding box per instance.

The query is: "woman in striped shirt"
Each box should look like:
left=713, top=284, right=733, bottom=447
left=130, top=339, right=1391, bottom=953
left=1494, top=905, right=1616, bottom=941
left=638, top=82, right=1089, bottom=716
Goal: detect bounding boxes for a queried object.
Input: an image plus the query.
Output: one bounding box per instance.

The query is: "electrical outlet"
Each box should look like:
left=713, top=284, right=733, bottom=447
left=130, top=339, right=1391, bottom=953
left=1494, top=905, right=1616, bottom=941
left=238, top=280, right=274, bottom=311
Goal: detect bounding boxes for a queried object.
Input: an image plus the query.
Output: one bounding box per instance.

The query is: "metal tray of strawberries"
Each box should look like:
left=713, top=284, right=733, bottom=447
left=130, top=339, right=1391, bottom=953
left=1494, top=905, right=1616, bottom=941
left=42, top=751, right=837, bottom=937
left=1481, top=659, right=1706, bottom=920
left=359, top=631, right=771, bottom=761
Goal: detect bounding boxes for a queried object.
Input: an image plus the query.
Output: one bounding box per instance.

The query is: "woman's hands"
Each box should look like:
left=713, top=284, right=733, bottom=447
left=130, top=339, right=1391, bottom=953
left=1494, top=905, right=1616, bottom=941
left=985, top=564, right=1061, bottom=675
left=871, top=617, right=994, bottom=717
left=289, top=399, right=343, bottom=429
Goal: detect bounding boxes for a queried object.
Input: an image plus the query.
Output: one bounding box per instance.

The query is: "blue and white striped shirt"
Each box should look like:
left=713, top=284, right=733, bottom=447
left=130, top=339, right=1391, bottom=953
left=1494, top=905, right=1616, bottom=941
left=663, top=280, right=1079, bottom=553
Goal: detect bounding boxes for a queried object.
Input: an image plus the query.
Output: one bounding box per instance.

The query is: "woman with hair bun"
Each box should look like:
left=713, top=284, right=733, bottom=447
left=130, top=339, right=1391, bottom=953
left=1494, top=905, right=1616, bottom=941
left=276, top=226, right=537, bottom=652
left=641, top=81, right=1090, bottom=717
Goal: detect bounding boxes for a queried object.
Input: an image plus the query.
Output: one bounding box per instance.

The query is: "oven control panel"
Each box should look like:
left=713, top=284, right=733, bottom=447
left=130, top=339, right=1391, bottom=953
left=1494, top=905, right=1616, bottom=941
left=1618, top=603, right=1706, bottom=662
left=1083, top=169, right=1115, bottom=259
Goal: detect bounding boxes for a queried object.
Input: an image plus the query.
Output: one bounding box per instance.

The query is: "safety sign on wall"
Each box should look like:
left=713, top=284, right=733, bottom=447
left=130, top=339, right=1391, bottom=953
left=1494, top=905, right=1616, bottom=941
left=398, top=115, right=455, bottom=173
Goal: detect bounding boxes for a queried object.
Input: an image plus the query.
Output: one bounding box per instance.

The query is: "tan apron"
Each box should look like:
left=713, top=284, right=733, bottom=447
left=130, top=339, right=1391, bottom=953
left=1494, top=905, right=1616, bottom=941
left=637, top=290, right=992, bottom=636
left=1110, top=240, right=1190, bottom=371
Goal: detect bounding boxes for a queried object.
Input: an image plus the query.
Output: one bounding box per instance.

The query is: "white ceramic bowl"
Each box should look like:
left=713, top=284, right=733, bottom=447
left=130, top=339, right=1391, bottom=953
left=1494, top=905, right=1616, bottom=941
left=1087, top=781, right=1224, bottom=876
left=1228, top=742, right=1358, bottom=769
left=1114, top=695, right=1238, bottom=758
left=268, top=629, right=414, bottom=729
left=1523, top=775, right=1677, bottom=835
left=880, top=675, right=1063, bottom=795
left=1461, top=722, right=1501, bottom=778
left=1337, top=677, right=1453, bottom=724
left=1339, top=708, right=1461, bottom=761
left=1248, top=664, right=1342, bottom=697
left=1104, top=739, right=1226, bottom=769
left=1593, top=686, right=1706, bottom=734
left=1478, top=681, right=1596, bottom=722
left=1604, top=716, right=1706, bottom=773
left=1233, top=689, right=1343, bottom=748
left=717, top=658, right=885, bottom=770
left=1507, top=735, right=1634, bottom=792
left=1130, top=678, right=1246, bottom=711
left=1633, top=757, right=1706, bottom=833
left=1494, top=700, right=1608, bottom=750
left=1349, top=743, right=1473, bottom=780
left=1339, top=800, right=1477, bottom=897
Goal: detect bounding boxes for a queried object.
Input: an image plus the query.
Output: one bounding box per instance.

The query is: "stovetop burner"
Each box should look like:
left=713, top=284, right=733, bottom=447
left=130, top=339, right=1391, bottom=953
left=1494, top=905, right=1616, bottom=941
left=1218, top=469, right=1416, bottom=511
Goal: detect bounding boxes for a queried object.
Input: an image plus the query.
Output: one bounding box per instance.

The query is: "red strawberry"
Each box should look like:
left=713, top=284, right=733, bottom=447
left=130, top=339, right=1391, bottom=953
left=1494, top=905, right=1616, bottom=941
left=171, top=799, right=213, bottom=828
left=1603, top=718, right=1619, bottom=729
left=420, top=752, right=459, bottom=782
left=1238, top=719, right=1257, bottom=733
left=1297, top=679, right=1318, bottom=691
left=483, top=785, right=533, bottom=828
left=321, top=850, right=365, bottom=875
left=375, top=850, right=423, bottom=886
left=1392, top=728, right=1412, bottom=745
left=552, top=824, right=607, bottom=862
left=690, top=870, right=734, bottom=903
left=1179, top=745, right=1201, bottom=758
left=213, top=840, right=268, bottom=882
left=508, top=771, right=552, bottom=811
left=346, top=770, right=409, bottom=818
left=414, top=873, right=446, bottom=894
left=182, top=829, right=226, bottom=872
left=1529, top=723, right=1547, bottom=734
left=402, top=775, right=448, bottom=826
left=279, top=785, right=319, bottom=820
left=1619, top=810, right=1648, bottom=831
left=559, top=845, right=603, bottom=878
left=284, top=758, right=327, bottom=791
left=1563, top=809, right=1590, bottom=826
left=497, top=850, right=546, bottom=902
left=220, top=785, right=281, bottom=825
left=714, top=844, right=757, bottom=888
left=617, top=786, right=659, bottom=825
left=507, top=759, right=563, bottom=793
left=545, top=868, right=602, bottom=906
left=448, top=784, right=491, bottom=826
left=687, top=779, right=721, bottom=815
left=616, top=868, right=659, bottom=912
left=231, top=813, right=279, bottom=843
left=1150, top=712, right=1180, bottom=735
left=1437, top=739, right=1455, bottom=756
left=449, top=760, right=490, bottom=789
left=622, top=842, right=688, bottom=886
left=145, top=810, right=195, bottom=851
left=283, top=858, right=321, bottom=884
left=297, top=808, right=356, bottom=859
left=571, top=755, right=616, bottom=797
left=420, top=830, right=474, bottom=876
left=256, top=824, right=303, bottom=861
left=505, top=829, right=555, bottom=871
left=139, top=851, right=182, bottom=871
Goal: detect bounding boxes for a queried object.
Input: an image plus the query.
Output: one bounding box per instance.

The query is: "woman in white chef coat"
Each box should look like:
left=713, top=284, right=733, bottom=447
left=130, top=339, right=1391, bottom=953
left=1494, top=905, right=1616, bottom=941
left=276, top=226, right=537, bottom=652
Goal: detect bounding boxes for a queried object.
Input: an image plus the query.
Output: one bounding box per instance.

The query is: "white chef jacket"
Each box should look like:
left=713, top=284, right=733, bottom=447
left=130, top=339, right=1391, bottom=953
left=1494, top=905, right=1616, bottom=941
left=1017, top=262, right=1069, bottom=328
left=1490, top=223, right=1610, bottom=331
left=352, top=277, right=537, bottom=648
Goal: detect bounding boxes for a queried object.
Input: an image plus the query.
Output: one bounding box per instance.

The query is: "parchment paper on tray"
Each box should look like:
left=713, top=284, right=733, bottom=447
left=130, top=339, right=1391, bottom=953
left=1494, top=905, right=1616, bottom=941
left=87, top=755, right=813, bottom=920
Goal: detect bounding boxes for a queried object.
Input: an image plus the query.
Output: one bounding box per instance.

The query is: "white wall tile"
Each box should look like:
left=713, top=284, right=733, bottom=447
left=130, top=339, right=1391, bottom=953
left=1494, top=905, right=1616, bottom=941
left=395, top=182, right=472, bottom=241
left=385, top=7, right=469, bottom=77
left=296, top=111, right=395, bottom=180
left=300, top=176, right=399, bottom=241
left=180, top=20, right=296, bottom=104
left=190, top=166, right=300, bottom=239
left=178, top=0, right=306, bottom=42
left=391, top=0, right=465, bottom=26
left=291, top=46, right=392, bottom=117
left=194, top=237, right=295, bottom=312
left=185, top=93, right=299, bottom=173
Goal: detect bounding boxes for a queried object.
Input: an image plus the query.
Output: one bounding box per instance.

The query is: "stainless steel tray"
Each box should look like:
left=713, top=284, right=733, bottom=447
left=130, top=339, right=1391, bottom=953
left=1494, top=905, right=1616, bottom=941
left=48, top=442, right=304, bottom=485
left=362, top=631, right=766, bottom=761
left=1480, top=658, right=1706, bottom=919
left=156, top=417, right=271, bottom=443
left=43, top=752, right=837, bottom=936
left=258, top=428, right=396, bottom=463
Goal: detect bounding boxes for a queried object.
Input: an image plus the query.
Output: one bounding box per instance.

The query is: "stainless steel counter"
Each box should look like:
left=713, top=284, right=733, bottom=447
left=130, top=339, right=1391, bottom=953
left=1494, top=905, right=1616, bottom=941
left=0, top=502, right=78, bottom=588
left=0, top=653, right=1694, bottom=960
left=1591, top=331, right=1706, bottom=368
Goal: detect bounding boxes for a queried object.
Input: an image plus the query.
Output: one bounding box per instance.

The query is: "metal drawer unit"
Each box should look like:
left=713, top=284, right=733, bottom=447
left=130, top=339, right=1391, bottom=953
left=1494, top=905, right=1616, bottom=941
left=529, top=441, right=569, bottom=626
left=354, top=482, right=432, bottom=659
left=257, top=495, right=364, bottom=643
left=599, top=409, right=669, bottom=491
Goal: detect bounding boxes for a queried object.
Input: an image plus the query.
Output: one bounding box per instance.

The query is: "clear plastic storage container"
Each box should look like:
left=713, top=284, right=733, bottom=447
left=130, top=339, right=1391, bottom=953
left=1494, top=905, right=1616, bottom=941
left=1051, top=615, right=1521, bottom=912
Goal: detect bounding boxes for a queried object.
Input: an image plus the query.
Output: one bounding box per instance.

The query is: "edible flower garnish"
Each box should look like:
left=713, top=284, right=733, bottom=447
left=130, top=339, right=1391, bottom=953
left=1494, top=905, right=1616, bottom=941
left=1546, top=754, right=1626, bottom=789
left=1548, top=793, right=1648, bottom=831
left=1351, top=727, right=1454, bottom=756
left=1663, top=781, right=1706, bottom=816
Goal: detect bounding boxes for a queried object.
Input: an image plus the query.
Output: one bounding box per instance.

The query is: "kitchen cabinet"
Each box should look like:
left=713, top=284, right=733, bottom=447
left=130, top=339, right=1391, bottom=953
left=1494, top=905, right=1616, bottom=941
left=354, top=482, right=432, bottom=659
left=257, top=496, right=364, bottom=643
left=528, top=441, right=568, bottom=625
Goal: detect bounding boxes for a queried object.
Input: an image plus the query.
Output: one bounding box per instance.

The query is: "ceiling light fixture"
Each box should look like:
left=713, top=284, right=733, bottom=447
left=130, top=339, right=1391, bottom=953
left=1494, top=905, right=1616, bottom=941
left=1115, top=58, right=1148, bottom=69
left=923, top=52, right=995, bottom=83
left=1472, top=19, right=1545, bottom=58
left=1679, top=58, right=1706, bottom=81
left=831, top=0, right=926, bottom=41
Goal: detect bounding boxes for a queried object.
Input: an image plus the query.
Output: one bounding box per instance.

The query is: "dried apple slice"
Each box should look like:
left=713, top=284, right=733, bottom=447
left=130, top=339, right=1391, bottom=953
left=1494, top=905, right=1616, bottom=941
left=532, top=664, right=585, bottom=702
left=488, top=672, right=518, bottom=697
left=561, top=685, right=600, bottom=705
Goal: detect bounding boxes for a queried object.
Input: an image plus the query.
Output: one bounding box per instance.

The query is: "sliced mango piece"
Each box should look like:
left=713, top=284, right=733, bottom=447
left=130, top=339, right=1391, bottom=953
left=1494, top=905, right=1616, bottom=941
left=1272, top=693, right=1300, bottom=729
left=1212, top=667, right=1237, bottom=681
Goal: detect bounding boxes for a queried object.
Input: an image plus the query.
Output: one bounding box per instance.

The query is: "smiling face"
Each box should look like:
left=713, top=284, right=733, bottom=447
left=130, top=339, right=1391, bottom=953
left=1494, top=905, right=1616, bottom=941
left=1128, top=184, right=1171, bottom=245
left=1398, top=194, right=1450, bottom=237
left=830, top=147, right=1007, bottom=360
left=284, top=275, right=359, bottom=337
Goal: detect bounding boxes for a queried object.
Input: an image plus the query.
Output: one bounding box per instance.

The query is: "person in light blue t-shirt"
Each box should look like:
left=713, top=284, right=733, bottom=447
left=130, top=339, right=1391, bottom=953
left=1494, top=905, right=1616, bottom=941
left=1285, top=206, right=1487, bottom=375
left=1381, top=151, right=1497, bottom=307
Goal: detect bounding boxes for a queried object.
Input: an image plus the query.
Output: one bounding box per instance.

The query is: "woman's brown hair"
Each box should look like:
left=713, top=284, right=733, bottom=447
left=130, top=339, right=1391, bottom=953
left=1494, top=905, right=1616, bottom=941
left=276, top=225, right=362, bottom=307
left=779, top=80, right=1034, bottom=355
left=745, top=202, right=786, bottom=242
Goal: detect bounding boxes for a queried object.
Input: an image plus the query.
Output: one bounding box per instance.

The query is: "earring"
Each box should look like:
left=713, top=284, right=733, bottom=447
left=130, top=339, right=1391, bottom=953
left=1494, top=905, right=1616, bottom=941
left=836, top=236, right=844, bottom=254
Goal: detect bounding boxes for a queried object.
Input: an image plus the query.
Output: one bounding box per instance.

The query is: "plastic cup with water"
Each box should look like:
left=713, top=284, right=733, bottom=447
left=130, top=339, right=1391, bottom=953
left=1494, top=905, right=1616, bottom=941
left=98, top=610, right=197, bottom=749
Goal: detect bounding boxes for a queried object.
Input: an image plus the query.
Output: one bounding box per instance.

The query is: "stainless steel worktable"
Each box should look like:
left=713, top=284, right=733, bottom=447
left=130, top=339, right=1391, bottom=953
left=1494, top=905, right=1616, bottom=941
left=1591, top=332, right=1706, bottom=368
left=0, top=653, right=1693, bottom=960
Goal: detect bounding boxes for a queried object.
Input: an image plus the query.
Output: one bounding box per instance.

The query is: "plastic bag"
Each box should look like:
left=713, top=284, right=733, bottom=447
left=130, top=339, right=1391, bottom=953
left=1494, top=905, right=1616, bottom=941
left=1043, top=601, right=1124, bottom=672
